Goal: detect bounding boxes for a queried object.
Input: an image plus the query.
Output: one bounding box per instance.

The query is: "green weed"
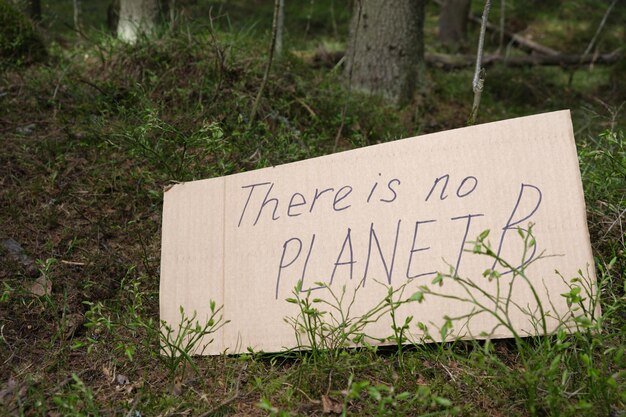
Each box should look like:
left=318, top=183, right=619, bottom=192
left=159, top=303, right=228, bottom=379
left=110, top=107, right=234, bottom=181
left=51, top=374, right=99, bottom=417
left=82, top=271, right=227, bottom=382
left=413, top=226, right=624, bottom=416
left=285, top=280, right=415, bottom=365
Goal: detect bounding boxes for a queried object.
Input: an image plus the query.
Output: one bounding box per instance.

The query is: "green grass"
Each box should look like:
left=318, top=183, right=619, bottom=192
left=0, top=1, right=625, bottom=416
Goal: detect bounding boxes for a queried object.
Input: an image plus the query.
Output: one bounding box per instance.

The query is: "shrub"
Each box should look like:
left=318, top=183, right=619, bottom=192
left=0, top=0, right=46, bottom=67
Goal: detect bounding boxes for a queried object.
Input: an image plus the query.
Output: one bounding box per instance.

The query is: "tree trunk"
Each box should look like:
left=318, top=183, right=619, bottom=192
left=274, top=0, right=285, bottom=56
left=345, top=0, right=425, bottom=105
left=108, top=0, right=120, bottom=34
left=438, top=0, right=471, bottom=47
left=117, top=0, right=159, bottom=43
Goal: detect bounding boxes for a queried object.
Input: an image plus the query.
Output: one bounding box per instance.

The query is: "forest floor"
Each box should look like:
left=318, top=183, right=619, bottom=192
left=1, top=1, right=625, bottom=416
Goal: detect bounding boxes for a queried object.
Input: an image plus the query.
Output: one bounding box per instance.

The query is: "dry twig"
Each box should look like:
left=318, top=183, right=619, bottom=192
left=249, top=0, right=281, bottom=127
left=468, top=0, right=492, bottom=125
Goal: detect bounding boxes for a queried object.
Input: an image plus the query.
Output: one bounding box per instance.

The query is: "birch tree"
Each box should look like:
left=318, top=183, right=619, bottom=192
left=117, top=0, right=159, bottom=43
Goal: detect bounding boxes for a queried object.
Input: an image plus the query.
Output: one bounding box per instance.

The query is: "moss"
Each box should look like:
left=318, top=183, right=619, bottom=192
left=0, top=0, right=46, bottom=68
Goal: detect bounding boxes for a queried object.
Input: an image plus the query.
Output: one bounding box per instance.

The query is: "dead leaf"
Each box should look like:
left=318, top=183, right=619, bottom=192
left=29, top=275, right=51, bottom=296
left=62, top=313, right=84, bottom=339
left=115, top=384, right=134, bottom=395
left=169, top=379, right=183, bottom=396
left=321, top=395, right=342, bottom=414
left=115, top=374, right=133, bottom=396
left=0, top=378, right=17, bottom=404
left=116, top=374, right=130, bottom=386
left=102, top=365, right=114, bottom=383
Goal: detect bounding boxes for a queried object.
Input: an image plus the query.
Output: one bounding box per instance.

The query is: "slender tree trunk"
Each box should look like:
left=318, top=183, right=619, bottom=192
left=468, top=0, right=492, bottom=125
left=498, top=0, right=505, bottom=53
left=249, top=0, right=281, bottom=126
left=117, top=0, right=160, bottom=43
left=438, top=0, right=471, bottom=47
left=345, top=0, right=426, bottom=105
left=73, top=0, right=82, bottom=31
left=304, top=0, right=314, bottom=36
left=274, top=0, right=285, bottom=56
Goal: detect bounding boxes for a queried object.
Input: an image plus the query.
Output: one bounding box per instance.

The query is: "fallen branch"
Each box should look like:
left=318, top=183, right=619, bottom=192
left=248, top=0, right=281, bottom=127
left=433, top=0, right=560, bottom=56
left=467, top=13, right=560, bottom=56
left=308, top=49, right=622, bottom=70
left=426, top=49, right=622, bottom=69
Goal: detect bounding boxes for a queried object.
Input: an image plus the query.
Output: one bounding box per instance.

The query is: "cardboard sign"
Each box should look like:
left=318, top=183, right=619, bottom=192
left=160, top=110, right=597, bottom=355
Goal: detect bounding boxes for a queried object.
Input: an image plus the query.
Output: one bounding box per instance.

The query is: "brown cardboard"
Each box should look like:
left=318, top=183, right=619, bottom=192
left=160, top=110, right=598, bottom=355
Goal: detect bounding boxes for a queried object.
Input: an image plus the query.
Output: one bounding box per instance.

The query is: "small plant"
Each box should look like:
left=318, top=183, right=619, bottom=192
left=0, top=282, right=13, bottom=303
left=113, top=108, right=234, bottom=180
left=579, top=129, right=625, bottom=209
left=36, top=257, right=56, bottom=284
left=51, top=373, right=99, bottom=417
left=257, top=398, right=291, bottom=417
left=386, top=284, right=415, bottom=365
left=159, top=303, right=228, bottom=379
left=341, top=375, right=458, bottom=416
left=285, top=279, right=416, bottom=365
